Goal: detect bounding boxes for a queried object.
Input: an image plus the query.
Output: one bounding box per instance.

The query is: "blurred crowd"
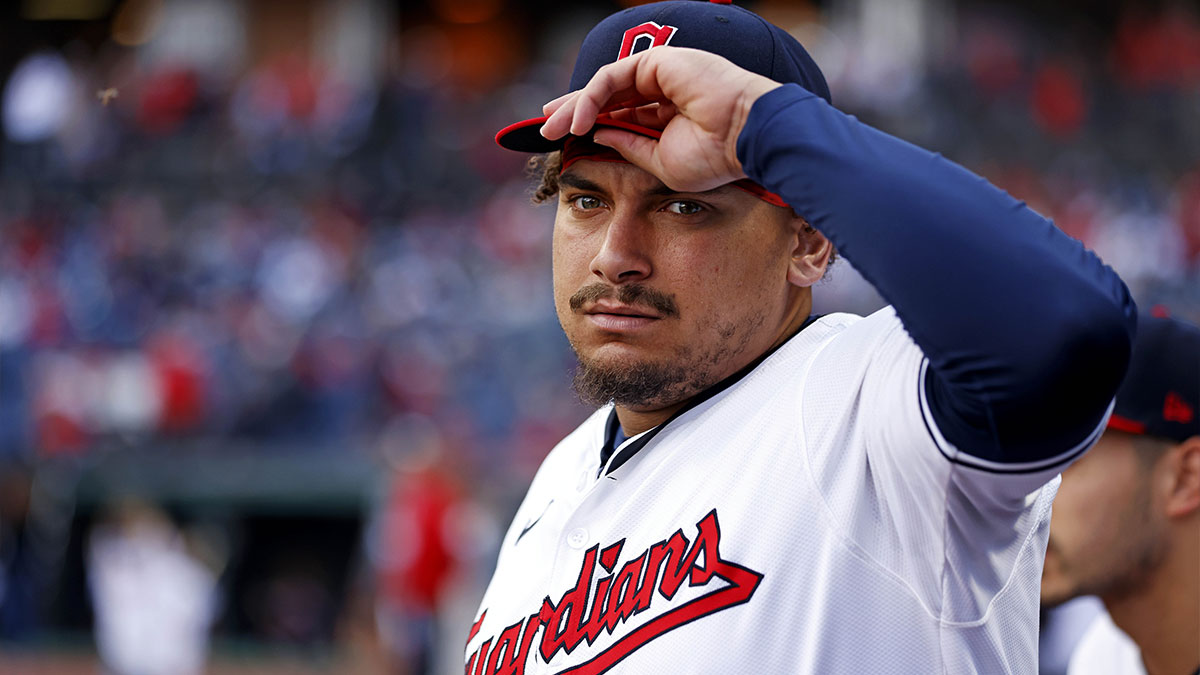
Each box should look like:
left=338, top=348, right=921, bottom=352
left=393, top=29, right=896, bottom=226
left=830, top=0, right=1200, bottom=317
left=0, top=12, right=587, bottom=465
left=0, top=0, right=1198, bottom=672
left=1, top=0, right=1198, bottom=461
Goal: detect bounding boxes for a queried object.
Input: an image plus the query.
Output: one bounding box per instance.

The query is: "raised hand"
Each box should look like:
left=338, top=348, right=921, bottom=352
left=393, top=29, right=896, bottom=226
left=540, top=47, right=780, bottom=193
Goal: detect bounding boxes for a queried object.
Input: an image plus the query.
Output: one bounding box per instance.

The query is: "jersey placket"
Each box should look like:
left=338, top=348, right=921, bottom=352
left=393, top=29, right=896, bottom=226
left=532, top=455, right=614, bottom=673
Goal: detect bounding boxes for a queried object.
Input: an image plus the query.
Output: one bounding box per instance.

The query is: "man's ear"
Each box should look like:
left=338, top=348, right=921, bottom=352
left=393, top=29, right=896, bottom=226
left=787, top=218, right=833, bottom=288
left=1163, top=436, right=1200, bottom=519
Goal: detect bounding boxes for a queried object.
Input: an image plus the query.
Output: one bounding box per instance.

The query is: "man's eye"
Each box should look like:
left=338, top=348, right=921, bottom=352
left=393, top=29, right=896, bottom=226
left=571, top=195, right=603, bottom=210
left=665, top=201, right=703, bottom=215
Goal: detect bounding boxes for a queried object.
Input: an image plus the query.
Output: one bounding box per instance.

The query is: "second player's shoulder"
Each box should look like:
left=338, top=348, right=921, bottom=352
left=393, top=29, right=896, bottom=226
left=1067, top=612, right=1146, bottom=675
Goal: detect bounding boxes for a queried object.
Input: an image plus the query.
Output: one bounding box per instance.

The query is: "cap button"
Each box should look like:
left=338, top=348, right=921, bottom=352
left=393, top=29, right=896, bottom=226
left=710, top=0, right=733, bottom=4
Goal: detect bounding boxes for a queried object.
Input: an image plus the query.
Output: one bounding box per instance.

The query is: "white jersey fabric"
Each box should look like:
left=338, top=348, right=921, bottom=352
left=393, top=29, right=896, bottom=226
left=466, top=308, right=1101, bottom=674
left=1067, top=611, right=1146, bottom=675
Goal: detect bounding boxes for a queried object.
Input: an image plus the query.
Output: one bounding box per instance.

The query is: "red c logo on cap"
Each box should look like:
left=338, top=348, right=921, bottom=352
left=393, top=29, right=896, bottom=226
left=618, top=22, right=678, bottom=59
left=1164, top=392, right=1195, bottom=424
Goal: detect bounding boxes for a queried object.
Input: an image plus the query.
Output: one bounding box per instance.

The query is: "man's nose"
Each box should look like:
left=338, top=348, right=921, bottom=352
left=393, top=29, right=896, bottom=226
left=589, top=210, right=653, bottom=284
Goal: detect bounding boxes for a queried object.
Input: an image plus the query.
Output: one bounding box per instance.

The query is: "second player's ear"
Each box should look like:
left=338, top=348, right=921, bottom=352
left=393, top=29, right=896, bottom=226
left=1163, top=435, right=1200, bottom=519
left=787, top=216, right=833, bottom=288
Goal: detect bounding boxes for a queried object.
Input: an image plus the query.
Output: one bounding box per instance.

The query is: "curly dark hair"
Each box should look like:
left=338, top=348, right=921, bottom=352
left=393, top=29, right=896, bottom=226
left=526, top=150, right=837, bottom=269
left=528, top=152, right=563, bottom=204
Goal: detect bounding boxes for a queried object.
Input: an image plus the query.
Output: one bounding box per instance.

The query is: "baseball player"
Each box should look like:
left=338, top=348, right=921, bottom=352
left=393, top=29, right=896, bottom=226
left=466, top=2, right=1136, bottom=673
left=1040, top=315, right=1199, bottom=675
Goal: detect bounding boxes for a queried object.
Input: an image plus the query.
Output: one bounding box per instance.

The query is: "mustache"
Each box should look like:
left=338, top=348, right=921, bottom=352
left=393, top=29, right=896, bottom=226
left=569, top=283, right=680, bottom=319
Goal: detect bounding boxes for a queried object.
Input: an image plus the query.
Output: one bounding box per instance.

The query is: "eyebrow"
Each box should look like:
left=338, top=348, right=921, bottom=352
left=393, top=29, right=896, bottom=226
left=558, top=172, right=607, bottom=194
left=558, top=170, right=726, bottom=199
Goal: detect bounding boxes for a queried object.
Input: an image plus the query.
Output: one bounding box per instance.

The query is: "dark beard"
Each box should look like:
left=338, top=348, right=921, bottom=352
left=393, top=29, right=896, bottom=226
left=570, top=315, right=761, bottom=409
left=565, top=282, right=763, bottom=410
left=572, top=355, right=698, bottom=409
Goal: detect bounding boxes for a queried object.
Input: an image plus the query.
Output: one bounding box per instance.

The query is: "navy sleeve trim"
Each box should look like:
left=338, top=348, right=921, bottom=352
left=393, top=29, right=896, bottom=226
left=917, top=359, right=1112, bottom=474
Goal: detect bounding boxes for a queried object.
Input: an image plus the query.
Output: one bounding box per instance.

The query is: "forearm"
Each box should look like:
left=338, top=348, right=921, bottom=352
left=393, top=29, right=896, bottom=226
left=738, top=85, right=1136, bottom=461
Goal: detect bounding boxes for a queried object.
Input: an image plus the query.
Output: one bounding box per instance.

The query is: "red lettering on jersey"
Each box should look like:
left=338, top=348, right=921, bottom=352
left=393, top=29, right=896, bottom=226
left=539, top=546, right=598, bottom=659
left=467, top=610, right=487, bottom=646
left=618, top=22, right=678, bottom=60
left=464, top=510, right=763, bottom=674
left=465, top=613, right=539, bottom=675
left=609, top=549, right=652, bottom=627
left=1164, top=391, right=1194, bottom=424
left=471, top=638, right=491, bottom=675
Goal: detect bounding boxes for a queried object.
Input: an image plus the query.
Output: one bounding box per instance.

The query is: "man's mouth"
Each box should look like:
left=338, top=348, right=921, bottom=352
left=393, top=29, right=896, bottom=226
left=585, top=301, right=662, bottom=320
left=582, top=301, right=664, bottom=332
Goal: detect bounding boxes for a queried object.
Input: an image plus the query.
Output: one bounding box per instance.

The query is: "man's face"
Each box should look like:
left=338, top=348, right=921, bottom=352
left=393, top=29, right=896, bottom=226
left=1041, top=431, right=1168, bottom=607
left=551, top=159, right=805, bottom=411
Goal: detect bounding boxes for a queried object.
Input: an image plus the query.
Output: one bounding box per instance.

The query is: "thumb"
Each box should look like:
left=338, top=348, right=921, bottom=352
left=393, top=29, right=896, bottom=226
left=593, top=129, right=663, bottom=181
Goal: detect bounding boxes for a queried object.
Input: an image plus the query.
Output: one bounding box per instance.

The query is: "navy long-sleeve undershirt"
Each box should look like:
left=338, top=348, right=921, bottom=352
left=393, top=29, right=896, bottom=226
left=738, top=84, right=1137, bottom=465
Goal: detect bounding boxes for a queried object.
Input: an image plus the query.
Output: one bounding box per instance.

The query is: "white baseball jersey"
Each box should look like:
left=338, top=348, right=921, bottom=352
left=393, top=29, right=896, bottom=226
left=1067, top=612, right=1146, bottom=675
left=466, top=307, right=1105, bottom=674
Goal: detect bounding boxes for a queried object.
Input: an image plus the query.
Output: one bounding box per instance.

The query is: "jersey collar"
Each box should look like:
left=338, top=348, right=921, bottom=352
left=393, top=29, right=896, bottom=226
left=598, top=314, right=823, bottom=476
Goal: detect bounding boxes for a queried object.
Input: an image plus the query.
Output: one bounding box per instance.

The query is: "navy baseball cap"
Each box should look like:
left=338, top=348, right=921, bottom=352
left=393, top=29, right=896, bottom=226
left=1107, top=315, right=1200, bottom=443
left=495, top=0, right=830, bottom=153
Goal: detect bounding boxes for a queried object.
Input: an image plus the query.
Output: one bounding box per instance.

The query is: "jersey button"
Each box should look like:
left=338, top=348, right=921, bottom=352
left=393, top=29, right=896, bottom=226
left=567, top=528, right=589, bottom=549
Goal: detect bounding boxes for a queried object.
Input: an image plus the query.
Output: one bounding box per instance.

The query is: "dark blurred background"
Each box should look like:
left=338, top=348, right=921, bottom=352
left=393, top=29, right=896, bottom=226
left=0, top=0, right=1196, bottom=673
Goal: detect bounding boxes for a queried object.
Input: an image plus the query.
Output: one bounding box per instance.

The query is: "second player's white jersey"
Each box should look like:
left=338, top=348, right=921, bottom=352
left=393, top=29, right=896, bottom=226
left=1067, top=612, right=1146, bottom=675
left=466, top=308, right=1103, bottom=674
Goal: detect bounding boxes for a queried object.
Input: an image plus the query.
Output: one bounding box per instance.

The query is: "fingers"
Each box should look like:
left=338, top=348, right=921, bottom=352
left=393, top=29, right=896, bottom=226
left=572, top=54, right=663, bottom=136
left=541, top=93, right=579, bottom=140
left=542, top=52, right=670, bottom=141
left=541, top=91, right=575, bottom=116
left=653, top=102, right=678, bottom=127
left=606, top=103, right=677, bottom=132
left=593, top=128, right=664, bottom=182
left=542, top=52, right=666, bottom=140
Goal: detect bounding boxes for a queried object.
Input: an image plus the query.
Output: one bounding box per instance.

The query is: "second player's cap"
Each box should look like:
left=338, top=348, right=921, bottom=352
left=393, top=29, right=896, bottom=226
left=495, top=0, right=830, bottom=153
left=1107, top=315, right=1200, bottom=443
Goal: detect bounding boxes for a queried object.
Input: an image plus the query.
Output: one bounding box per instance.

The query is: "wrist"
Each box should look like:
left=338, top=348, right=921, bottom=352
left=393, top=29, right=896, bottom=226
left=730, top=78, right=784, bottom=178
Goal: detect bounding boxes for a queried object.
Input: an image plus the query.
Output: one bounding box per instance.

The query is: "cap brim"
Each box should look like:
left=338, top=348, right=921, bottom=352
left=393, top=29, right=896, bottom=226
left=495, top=115, right=663, bottom=153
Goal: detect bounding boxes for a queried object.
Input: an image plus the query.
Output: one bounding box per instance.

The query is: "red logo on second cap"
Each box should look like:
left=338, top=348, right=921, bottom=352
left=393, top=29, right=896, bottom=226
left=1164, top=392, right=1195, bottom=424
left=618, top=22, right=678, bottom=59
